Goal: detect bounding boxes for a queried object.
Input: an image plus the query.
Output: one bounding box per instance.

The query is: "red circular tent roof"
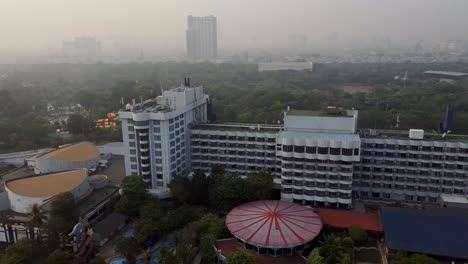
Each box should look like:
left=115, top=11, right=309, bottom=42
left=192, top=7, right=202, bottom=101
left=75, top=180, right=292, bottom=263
left=226, top=200, right=323, bottom=248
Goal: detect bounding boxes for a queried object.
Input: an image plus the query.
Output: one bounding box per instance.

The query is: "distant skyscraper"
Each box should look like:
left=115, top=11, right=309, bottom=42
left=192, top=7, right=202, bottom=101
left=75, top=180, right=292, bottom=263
left=186, top=15, right=218, bottom=60
left=288, top=33, right=307, bottom=52
left=62, top=37, right=102, bottom=59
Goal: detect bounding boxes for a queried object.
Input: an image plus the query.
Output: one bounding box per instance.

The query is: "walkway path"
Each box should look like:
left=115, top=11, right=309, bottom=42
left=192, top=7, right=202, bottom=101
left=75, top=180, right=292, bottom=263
left=192, top=250, right=203, bottom=264
left=378, top=242, right=388, bottom=264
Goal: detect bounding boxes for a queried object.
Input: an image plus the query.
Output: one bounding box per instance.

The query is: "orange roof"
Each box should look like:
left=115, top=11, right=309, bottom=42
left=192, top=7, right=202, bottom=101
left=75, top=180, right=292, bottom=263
left=315, top=208, right=383, bottom=234
left=38, top=142, right=99, bottom=162
left=6, top=170, right=88, bottom=197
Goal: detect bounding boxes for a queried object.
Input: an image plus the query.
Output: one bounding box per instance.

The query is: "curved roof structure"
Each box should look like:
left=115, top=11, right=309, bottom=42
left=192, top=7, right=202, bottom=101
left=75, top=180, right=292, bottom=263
left=38, top=142, right=100, bottom=162
left=226, top=200, right=322, bottom=248
left=6, top=169, right=88, bottom=197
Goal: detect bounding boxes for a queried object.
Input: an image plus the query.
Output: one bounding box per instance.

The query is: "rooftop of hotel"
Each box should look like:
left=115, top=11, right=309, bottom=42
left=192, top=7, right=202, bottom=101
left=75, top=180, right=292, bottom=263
left=38, top=141, right=100, bottom=162
left=6, top=169, right=87, bottom=198
left=359, top=129, right=468, bottom=143
left=120, top=83, right=205, bottom=113
left=192, top=123, right=283, bottom=133
left=287, top=108, right=354, bottom=118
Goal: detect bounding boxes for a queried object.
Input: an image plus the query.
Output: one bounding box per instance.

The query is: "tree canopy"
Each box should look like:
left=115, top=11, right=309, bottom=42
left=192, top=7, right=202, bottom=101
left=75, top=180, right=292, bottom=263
left=0, top=239, right=44, bottom=264
left=116, top=176, right=150, bottom=217
left=224, top=251, right=255, bottom=264
left=348, top=226, right=368, bottom=245
left=113, top=237, right=142, bottom=263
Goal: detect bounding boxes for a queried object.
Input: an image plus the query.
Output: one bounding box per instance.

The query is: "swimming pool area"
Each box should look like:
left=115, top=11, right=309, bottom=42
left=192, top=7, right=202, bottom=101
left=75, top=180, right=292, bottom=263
left=121, top=229, right=134, bottom=238
left=107, top=240, right=174, bottom=264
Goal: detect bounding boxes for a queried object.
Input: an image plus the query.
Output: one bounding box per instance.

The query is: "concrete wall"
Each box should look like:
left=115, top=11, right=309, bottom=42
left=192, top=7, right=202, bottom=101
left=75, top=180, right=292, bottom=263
left=6, top=178, right=91, bottom=214
left=35, top=157, right=99, bottom=174
left=0, top=192, right=10, bottom=211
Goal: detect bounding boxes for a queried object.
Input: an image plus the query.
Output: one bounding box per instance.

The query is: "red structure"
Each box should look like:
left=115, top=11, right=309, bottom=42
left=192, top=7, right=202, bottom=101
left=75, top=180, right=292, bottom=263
left=226, top=200, right=322, bottom=256
left=315, top=208, right=383, bottom=234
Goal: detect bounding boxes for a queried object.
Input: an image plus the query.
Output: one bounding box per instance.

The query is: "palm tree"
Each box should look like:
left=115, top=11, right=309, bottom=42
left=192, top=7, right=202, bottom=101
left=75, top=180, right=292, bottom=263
left=28, top=204, right=47, bottom=229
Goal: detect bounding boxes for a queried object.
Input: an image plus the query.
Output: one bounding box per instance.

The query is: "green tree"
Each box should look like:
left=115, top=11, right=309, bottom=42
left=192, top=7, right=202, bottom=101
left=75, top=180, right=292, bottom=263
left=190, top=170, right=210, bottom=205
left=49, top=192, right=78, bottom=234
left=89, top=257, right=106, bottom=264
left=0, top=239, right=43, bottom=264
left=209, top=173, right=244, bottom=212
left=158, top=245, right=177, bottom=264
left=27, top=204, right=47, bottom=229
left=348, top=226, right=368, bottom=245
left=210, top=165, right=225, bottom=178
left=409, top=254, right=438, bottom=264
left=168, top=176, right=191, bottom=205
left=307, top=248, right=323, bottom=264
left=67, top=113, right=95, bottom=135
left=139, top=201, right=166, bottom=231
left=341, top=254, right=352, bottom=264
left=116, top=176, right=149, bottom=216
left=113, top=237, right=141, bottom=264
left=47, top=249, right=73, bottom=264
left=225, top=251, right=255, bottom=264
left=244, top=172, right=273, bottom=201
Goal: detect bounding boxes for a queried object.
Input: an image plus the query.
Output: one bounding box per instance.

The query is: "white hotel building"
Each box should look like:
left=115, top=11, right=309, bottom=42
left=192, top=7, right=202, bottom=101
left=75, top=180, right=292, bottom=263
left=119, top=79, right=208, bottom=196
left=121, top=82, right=468, bottom=207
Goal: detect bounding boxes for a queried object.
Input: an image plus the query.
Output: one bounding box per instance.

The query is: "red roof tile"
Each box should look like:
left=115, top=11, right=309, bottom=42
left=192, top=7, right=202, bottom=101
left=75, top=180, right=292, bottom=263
left=226, top=200, right=323, bottom=248
left=315, top=208, right=383, bottom=234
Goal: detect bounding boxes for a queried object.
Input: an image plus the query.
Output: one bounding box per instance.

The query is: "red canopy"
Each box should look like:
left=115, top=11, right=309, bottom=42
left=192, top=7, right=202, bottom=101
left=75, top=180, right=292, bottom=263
left=315, top=208, right=383, bottom=234
left=226, top=200, right=323, bottom=248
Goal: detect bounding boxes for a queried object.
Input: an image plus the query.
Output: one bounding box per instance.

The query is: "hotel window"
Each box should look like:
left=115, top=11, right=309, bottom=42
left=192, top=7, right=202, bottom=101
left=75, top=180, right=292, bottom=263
left=318, top=147, right=328, bottom=155
left=330, top=148, right=340, bottom=155
left=283, top=145, right=293, bottom=152
left=294, top=146, right=305, bottom=153
left=306, top=146, right=317, bottom=154
left=342, top=148, right=353, bottom=156
left=134, top=120, right=149, bottom=126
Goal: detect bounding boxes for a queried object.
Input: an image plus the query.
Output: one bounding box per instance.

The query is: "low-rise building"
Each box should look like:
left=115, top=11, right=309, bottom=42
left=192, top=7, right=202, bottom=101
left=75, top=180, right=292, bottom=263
left=26, top=142, right=100, bottom=174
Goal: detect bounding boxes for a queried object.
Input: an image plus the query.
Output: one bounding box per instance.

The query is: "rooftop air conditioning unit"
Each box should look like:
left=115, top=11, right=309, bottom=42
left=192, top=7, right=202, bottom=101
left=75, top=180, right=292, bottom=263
left=409, top=129, right=424, bottom=140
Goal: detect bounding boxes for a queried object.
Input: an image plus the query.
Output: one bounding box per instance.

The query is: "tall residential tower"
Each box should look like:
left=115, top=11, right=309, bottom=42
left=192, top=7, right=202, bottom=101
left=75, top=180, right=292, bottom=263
left=186, top=15, right=218, bottom=60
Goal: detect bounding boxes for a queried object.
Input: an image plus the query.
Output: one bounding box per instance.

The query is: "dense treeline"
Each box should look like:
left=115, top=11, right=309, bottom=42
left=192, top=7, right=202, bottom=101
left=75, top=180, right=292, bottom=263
left=2, top=62, right=468, bottom=153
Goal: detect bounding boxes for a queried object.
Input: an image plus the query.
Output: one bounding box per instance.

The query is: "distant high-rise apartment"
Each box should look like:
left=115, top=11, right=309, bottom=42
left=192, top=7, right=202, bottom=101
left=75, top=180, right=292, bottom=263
left=62, top=37, right=102, bottom=58
left=186, top=15, right=218, bottom=60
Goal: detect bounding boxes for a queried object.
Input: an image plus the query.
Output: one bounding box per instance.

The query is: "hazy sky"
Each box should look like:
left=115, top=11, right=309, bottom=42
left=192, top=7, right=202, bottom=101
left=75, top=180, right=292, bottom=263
left=0, top=0, right=467, bottom=52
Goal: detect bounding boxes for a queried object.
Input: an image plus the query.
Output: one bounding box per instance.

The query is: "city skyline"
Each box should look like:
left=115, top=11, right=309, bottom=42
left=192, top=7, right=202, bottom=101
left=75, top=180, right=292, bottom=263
left=1, top=0, right=468, bottom=53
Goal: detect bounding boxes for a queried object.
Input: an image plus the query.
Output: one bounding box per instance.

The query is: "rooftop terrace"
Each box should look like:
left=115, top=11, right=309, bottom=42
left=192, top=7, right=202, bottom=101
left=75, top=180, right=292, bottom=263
left=359, top=129, right=468, bottom=143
